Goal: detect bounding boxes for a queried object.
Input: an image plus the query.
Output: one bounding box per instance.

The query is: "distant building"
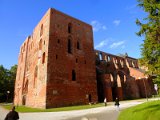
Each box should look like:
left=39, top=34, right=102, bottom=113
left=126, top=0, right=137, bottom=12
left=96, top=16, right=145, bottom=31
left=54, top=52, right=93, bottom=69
left=14, top=8, right=155, bottom=109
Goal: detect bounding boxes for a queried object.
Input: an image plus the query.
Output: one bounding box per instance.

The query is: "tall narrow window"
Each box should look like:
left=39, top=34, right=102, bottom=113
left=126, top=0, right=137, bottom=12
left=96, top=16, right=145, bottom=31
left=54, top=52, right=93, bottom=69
left=39, top=39, right=42, bottom=50
left=42, top=52, right=45, bottom=64
left=68, top=23, right=72, bottom=33
left=68, top=38, right=72, bottom=53
left=108, top=56, right=111, bottom=61
left=72, top=70, right=76, bottom=81
left=89, top=94, right=92, bottom=102
left=40, top=24, right=43, bottom=36
left=77, top=41, right=80, bottom=49
left=99, top=53, right=102, bottom=60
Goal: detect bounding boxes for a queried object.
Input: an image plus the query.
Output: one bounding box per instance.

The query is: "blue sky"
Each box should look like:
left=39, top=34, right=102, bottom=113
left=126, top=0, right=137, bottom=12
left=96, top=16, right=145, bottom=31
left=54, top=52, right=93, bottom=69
left=0, top=0, right=146, bottom=69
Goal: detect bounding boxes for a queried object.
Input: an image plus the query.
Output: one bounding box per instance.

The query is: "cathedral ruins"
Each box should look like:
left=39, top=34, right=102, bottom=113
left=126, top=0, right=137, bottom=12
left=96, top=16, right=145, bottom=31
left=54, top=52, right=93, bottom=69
left=14, top=8, right=155, bottom=108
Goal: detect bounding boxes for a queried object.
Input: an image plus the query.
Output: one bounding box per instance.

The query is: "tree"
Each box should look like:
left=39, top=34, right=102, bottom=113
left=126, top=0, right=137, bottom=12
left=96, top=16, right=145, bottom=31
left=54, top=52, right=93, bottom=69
left=8, top=65, right=18, bottom=101
left=136, top=0, right=160, bottom=86
left=0, top=65, right=17, bottom=102
left=0, top=65, right=9, bottom=101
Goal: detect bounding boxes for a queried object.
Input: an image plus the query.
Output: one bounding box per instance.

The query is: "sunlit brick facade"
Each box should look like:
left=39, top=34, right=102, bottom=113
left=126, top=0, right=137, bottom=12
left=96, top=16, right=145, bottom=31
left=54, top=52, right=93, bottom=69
left=14, top=8, right=155, bottom=109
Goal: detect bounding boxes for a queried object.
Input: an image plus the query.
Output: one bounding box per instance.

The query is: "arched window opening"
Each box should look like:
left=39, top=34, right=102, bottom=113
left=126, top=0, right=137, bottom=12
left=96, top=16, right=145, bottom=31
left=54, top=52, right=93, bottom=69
left=117, top=75, right=122, bottom=87
left=132, top=61, right=135, bottom=67
left=110, top=74, right=114, bottom=82
left=108, top=56, right=111, bottom=61
left=68, top=23, right=72, bottom=33
left=120, top=60, right=124, bottom=68
left=72, top=70, right=76, bottom=81
left=68, top=38, right=72, bottom=54
left=99, top=52, right=102, bottom=60
left=42, top=52, right=45, bottom=64
left=40, top=24, right=43, bottom=36
left=105, top=56, right=107, bottom=61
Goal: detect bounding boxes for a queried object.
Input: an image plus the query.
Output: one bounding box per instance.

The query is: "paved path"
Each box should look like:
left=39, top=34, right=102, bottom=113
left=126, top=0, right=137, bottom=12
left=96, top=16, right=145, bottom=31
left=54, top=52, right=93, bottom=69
left=0, top=98, right=159, bottom=120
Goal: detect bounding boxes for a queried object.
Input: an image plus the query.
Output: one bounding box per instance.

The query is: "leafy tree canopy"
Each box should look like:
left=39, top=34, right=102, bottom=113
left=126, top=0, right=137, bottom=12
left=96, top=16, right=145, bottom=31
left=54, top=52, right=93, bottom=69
left=136, top=0, right=160, bottom=86
left=0, top=65, right=17, bottom=102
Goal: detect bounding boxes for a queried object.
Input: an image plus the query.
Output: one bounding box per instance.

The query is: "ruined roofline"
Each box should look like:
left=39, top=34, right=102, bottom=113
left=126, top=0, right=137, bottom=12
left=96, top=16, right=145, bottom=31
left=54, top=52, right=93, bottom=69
left=20, top=8, right=92, bottom=49
left=19, top=36, right=31, bottom=50
left=125, top=56, right=138, bottom=60
left=95, top=49, right=138, bottom=60
left=50, top=8, right=92, bottom=28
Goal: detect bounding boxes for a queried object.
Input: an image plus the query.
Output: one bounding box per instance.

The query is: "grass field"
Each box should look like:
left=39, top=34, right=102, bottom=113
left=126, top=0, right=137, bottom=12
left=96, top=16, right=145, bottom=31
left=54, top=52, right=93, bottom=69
left=118, top=100, right=160, bottom=120
left=2, top=103, right=105, bottom=112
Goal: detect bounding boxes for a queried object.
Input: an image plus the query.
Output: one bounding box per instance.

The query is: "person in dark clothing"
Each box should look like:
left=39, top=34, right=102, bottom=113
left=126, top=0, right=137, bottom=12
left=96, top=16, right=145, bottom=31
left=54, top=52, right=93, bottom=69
left=115, top=97, right=120, bottom=111
left=4, top=106, right=19, bottom=120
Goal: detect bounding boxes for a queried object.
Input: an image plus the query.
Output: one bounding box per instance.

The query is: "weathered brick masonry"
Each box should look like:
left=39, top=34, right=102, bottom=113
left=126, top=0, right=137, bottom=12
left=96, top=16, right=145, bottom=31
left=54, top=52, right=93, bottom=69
left=95, top=50, right=155, bottom=102
left=14, top=8, right=155, bottom=108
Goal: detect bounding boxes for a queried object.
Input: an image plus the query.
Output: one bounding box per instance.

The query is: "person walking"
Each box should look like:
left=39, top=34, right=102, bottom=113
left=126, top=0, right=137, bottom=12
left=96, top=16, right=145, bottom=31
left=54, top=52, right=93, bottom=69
left=4, top=106, right=19, bottom=120
left=104, top=97, right=107, bottom=106
left=115, top=97, right=120, bottom=111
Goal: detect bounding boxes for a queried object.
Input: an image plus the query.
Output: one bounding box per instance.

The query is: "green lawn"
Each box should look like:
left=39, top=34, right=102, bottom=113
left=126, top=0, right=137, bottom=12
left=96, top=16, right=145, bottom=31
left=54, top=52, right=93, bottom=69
left=2, top=103, right=105, bottom=112
left=118, top=100, right=160, bottom=120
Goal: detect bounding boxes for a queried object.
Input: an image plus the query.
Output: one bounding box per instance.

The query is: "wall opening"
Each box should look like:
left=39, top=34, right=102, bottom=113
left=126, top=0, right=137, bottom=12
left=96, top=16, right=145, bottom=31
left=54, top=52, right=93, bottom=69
left=39, top=39, right=42, bottom=50
left=22, top=95, right=26, bottom=105
left=42, top=52, right=45, bottom=64
left=68, top=23, right=72, bottom=33
left=68, top=38, right=72, bottom=54
left=72, top=70, right=76, bottom=81
left=99, top=52, right=102, bottom=60
left=105, top=56, right=107, bottom=62
left=57, top=39, right=60, bottom=43
left=89, top=94, right=92, bottom=103
left=77, top=41, right=80, bottom=49
left=108, top=56, right=111, bottom=62
left=40, top=24, right=43, bottom=36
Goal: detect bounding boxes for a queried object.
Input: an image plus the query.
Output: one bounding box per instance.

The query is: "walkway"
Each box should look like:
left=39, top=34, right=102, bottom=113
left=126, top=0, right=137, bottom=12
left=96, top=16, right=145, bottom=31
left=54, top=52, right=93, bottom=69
left=0, top=98, right=159, bottom=120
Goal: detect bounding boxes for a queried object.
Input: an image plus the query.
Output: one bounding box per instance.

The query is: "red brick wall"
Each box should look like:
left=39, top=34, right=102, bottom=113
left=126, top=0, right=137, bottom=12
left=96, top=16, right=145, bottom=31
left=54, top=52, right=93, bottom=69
left=46, top=9, right=97, bottom=108
left=14, top=9, right=51, bottom=108
left=14, top=8, right=155, bottom=109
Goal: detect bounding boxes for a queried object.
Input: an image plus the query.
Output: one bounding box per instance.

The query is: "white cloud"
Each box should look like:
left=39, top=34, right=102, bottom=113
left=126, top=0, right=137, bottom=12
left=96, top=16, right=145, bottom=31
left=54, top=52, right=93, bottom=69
left=91, top=20, right=107, bottom=32
left=113, top=20, right=121, bottom=26
left=95, top=39, right=108, bottom=49
left=110, top=41, right=125, bottom=49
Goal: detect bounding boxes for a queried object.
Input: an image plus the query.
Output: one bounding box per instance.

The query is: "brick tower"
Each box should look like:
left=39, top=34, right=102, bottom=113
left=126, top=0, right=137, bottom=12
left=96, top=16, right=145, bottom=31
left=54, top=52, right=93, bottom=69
left=14, top=8, right=98, bottom=108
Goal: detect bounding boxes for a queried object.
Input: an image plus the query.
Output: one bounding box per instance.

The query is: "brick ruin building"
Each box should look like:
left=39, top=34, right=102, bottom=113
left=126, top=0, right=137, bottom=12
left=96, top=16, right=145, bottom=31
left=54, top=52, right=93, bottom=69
left=14, top=8, right=155, bottom=109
